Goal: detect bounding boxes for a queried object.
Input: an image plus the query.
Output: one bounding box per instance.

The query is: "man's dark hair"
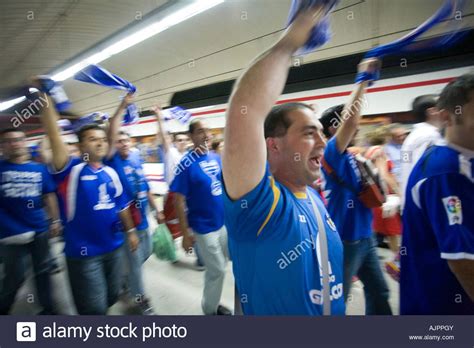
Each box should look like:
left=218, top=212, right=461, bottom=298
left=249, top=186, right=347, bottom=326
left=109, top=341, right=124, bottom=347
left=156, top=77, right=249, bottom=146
left=437, top=73, right=474, bottom=118
left=76, top=124, right=106, bottom=143
left=412, top=94, right=438, bottom=123
left=319, top=104, right=344, bottom=138
left=0, top=127, right=24, bottom=138
left=264, top=102, right=313, bottom=139
left=189, top=119, right=201, bottom=134
left=118, top=130, right=130, bottom=137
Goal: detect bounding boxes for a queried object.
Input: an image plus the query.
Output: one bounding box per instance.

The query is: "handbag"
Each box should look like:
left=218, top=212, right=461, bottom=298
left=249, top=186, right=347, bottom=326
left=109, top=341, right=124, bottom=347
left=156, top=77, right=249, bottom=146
left=322, top=154, right=386, bottom=208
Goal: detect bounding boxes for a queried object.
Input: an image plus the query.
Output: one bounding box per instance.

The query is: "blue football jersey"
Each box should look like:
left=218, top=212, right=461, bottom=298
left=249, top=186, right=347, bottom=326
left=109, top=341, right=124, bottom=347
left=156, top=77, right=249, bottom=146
left=52, top=157, right=131, bottom=257
left=224, top=165, right=345, bottom=315
left=0, top=161, right=56, bottom=243
left=170, top=151, right=224, bottom=234
left=322, top=137, right=372, bottom=241
left=401, top=143, right=474, bottom=314
left=106, top=152, right=150, bottom=231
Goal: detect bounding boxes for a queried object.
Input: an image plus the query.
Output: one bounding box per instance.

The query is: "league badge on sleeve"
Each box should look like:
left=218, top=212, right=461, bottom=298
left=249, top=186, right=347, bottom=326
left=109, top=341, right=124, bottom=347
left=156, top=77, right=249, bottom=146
left=442, top=196, right=463, bottom=225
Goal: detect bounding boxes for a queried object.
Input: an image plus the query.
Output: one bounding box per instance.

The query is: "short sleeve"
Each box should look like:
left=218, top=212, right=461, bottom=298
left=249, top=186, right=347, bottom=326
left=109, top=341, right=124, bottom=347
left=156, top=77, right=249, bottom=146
left=324, top=137, right=349, bottom=179
left=170, top=159, right=189, bottom=197
left=421, top=174, right=474, bottom=260
left=223, top=165, right=282, bottom=241
left=50, top=156, right=81, bottom=183
left=41, top=165, right=56, bottom=194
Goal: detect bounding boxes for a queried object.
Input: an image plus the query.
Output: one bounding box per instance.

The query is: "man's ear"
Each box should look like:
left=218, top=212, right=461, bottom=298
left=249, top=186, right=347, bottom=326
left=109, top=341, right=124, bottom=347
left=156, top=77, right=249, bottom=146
left=266, top=137, right=280, bottom=154
left=438, top=108, right=452, bottom=127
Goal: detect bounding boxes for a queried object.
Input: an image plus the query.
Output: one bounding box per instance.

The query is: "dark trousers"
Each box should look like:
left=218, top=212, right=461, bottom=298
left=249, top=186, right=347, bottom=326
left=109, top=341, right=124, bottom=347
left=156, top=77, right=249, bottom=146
left=0, top=232, right=53, bottom=314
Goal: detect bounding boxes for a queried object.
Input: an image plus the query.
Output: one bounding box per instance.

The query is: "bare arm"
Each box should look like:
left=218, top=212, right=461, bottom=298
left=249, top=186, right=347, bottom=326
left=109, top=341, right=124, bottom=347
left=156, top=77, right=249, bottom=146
left=119, top=207, right=139, bottom=252
left=334, top=59, right=381, bottom=153
left=153, top=106, right=172, bottom=154
left=43, top=192, right=60, bottom=221
left=43, top=192, right=62, bottom=237
left=106, top=93, right=133, bottom=159
left=37, top=92, right=69, bottom=171
left=448, top=259, right=474, bottom=301
left=223, top=6, right=326, bottom=200
left=174, top=192, right=194, bottom=251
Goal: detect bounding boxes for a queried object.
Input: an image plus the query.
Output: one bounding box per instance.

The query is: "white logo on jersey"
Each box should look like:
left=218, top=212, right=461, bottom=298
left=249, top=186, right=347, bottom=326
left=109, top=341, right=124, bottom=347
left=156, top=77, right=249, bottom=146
left=309, top=235, right=343, bottom=305
left=80, top=175, right=97, bottom=181
left=93, top=183, right=115, bottom=210
left=199, top=160, right=222, bottom=196
left=299, top=215, right=307, bottom=223
left=442, top=196, right=463, bottom=225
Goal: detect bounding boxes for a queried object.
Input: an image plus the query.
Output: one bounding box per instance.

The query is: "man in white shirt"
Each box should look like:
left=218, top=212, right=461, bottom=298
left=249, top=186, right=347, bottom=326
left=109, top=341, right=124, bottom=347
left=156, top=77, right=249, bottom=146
left=400, top=95, right=445, bottom=208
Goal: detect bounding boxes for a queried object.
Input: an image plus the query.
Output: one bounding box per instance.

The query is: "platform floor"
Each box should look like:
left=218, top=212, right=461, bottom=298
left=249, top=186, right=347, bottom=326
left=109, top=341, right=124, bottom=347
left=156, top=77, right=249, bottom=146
left=1, top=235, right=399, bottom=315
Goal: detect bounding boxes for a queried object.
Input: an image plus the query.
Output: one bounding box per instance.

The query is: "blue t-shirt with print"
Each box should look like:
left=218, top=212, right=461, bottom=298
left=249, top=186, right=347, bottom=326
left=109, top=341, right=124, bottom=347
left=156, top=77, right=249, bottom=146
left=401, top=144, right=474, bottom=314
left=0, top=161, right=56, bottom=241
left=52, top=157, right=130, bottom=258
left=170, top=151, right=224, bottom=234
left=322, top=137, right=372, bottom=241
left=224, top=165, right=345, bottom=315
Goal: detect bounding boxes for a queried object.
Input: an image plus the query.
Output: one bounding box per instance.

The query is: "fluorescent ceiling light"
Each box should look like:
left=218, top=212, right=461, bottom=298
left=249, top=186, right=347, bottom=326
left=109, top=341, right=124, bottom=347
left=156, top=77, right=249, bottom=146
left=0, top=96, right=26, bottom=112
left=51, top=0, right=224, bottom=81
left=0, top=0, right=224, bottom=111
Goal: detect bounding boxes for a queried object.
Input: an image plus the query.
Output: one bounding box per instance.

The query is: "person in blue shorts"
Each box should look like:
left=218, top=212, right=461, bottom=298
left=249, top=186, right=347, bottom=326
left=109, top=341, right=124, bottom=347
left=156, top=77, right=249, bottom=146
left=35, top=81, right=139, bottom=315
left=0, top=128, right=62, bottom=314
left=400, top=73, right=474, bottom=314
left=222, top=5, right=354, bottom=315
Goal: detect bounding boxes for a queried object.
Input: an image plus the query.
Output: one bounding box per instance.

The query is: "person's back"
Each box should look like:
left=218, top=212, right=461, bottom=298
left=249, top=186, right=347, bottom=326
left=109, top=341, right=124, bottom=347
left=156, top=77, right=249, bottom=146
left=399, top=95, right=443, bottom=207
left=401, top=144, right=474, bottom=314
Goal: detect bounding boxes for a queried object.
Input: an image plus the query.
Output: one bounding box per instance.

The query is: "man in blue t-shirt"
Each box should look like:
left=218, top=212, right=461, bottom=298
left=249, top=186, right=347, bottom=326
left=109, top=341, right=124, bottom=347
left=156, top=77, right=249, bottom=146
left=36, top=84, right=139, bottom=315
left=401, top=73, right=474, bottom=314
left=105, top=95, right=160, bottom=314
left=0, top=128, right=61, bottom=314
left=171, top=119, right=230, bottom=315
left=319, top=83, right=392, bottom=313
left=221, top=6, right=353, bottom=315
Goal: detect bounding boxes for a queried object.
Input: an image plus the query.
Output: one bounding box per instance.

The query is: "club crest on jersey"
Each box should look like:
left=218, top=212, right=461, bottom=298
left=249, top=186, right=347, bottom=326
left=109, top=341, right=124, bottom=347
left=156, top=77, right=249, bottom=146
left=199, top=160, right=222, bottom=196
left=442, top=196, right=462, bottom=225
left=94, top=183, right=115, bottom=210
left=325, top=214, right=337, bottom=231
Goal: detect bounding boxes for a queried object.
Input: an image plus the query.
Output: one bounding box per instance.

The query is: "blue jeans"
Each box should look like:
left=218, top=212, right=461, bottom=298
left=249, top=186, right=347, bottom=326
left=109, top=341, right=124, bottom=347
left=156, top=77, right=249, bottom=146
left=343, top=235, right=392, bottom=315
left=124, top=229, right=152, bottom=301
left=0, top=231, right=53, bottom=314
left=66, top=245, right=124, bottom=315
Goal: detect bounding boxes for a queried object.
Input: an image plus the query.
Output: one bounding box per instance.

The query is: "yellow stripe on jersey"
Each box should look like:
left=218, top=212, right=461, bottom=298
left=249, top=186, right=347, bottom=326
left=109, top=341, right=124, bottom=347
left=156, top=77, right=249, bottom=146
left=257, top=176, right=281, bottom=236
left=293, top=191, right=307, bottom=199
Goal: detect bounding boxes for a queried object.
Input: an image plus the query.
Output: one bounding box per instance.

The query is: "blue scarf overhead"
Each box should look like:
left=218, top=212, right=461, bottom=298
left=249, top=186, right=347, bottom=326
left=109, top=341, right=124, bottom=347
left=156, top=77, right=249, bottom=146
left=74, top=65, right=139, bottom=124
left=162, top=106, right=192, bottom=124
left=356, top=0, right=467, bottom=84
left=286, top=0, right=340, bottom=55
left=36, top=76, right=71, bottom=112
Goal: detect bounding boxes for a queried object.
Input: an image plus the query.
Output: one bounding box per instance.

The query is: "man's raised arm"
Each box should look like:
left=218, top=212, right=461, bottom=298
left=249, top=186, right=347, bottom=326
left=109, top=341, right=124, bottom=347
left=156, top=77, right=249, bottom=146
left=223, top=6, right=326, bottom=200
left=334, top=59, right=381, bottom=153
left=37, top=92, right=69, bottom=171
left=106, top=93, right=133, bottom=159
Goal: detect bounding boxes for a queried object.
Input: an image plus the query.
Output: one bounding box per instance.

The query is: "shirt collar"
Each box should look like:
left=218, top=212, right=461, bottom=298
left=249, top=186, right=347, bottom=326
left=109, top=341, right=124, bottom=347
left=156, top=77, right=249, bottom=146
left=446, top=142, right=474, bottom=159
